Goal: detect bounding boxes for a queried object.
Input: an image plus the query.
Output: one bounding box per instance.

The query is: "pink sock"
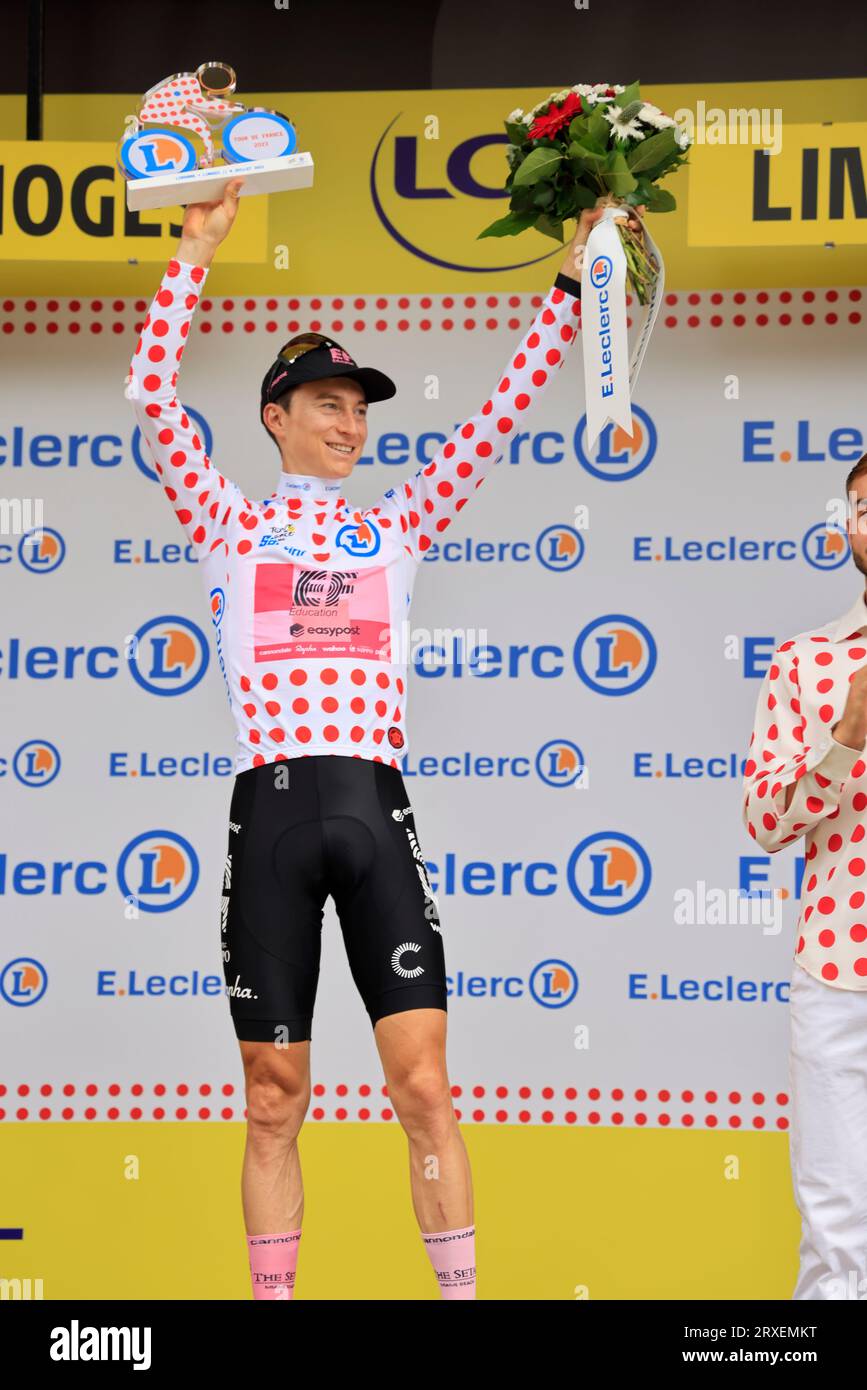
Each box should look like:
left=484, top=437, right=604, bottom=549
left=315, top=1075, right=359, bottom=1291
left=421, top=1224, right=476, bottom=1299
left=247, top=1230, right=302, bottom=1300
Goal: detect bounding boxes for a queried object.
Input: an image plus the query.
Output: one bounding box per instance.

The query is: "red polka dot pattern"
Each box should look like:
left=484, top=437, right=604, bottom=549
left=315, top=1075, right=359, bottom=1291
left=0, top=1081, right=790, bottom=1128
left=123, top=257, right=582, bottom=775
left=743, top=593, right=867, bottom=988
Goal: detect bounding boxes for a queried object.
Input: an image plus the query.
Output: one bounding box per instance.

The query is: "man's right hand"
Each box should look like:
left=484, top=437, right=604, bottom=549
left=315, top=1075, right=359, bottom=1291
left=832, top=664, right=867, bottom=751
left=177, top=176, right=245, bottom=268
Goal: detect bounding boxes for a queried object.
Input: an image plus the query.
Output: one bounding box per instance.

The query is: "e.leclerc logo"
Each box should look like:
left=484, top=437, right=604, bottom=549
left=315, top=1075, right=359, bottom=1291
left=567, top=833, right=652, bottom=914
left=574, top=615, right=656, bottom=694
left=1, top=958, right=48, bottom=1007
left=575, top=408, right=657, bottom=481
left=12, top=740, right=61, bottom=788
left=128, top=617, right=210, bottom=695
left=116, top=831, right=199, bottom=912
left=16, top=528, right=66, bottom=574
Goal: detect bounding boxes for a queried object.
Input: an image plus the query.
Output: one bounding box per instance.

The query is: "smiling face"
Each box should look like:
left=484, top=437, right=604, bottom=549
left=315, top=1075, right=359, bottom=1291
left=263, top=377, right=368, bottom=479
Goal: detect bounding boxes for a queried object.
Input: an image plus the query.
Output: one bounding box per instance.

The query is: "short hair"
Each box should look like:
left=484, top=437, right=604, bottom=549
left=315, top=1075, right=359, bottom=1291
left=846, top=452, right=867, bottom=497
left=262, top=386, right=297, bottom=450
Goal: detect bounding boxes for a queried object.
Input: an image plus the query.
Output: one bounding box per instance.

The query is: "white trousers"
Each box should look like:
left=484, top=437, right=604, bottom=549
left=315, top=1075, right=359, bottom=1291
left=788, top=960, right=867, bottom=1299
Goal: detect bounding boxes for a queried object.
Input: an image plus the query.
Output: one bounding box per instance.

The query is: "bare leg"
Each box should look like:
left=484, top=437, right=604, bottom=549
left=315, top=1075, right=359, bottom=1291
left=373, top=1008, right=473, bottom=1231
left=239, top=1038, right=311, bottom=1232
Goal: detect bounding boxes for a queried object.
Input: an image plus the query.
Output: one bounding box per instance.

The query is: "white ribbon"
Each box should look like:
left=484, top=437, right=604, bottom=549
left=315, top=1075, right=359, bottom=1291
left=578, top=205, right=664, bottom=448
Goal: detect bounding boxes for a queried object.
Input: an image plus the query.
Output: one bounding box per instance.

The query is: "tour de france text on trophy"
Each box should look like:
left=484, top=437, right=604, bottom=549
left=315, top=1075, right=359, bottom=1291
left=117, top=60, right=313, bottom=211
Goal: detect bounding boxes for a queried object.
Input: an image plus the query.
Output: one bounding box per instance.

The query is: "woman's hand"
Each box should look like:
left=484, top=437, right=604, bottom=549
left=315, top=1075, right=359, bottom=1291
left=560, top=203, right=647, bottom=278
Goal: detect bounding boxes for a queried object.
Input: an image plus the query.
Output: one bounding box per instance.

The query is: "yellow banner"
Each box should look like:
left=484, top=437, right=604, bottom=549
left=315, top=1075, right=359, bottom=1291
left=688, top=122, right=867, bottom=246
left=0, top=78, right=865, bottom=293
left=0, top=140, right=268, bottom=261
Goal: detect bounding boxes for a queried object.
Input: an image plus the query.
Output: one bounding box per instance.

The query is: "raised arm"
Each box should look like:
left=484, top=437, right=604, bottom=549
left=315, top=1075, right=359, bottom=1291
left=364, top=205, right=643, bottom=560
left=742, top=644, right=865, bottom=853
left=125, top=179, right=248, bottom=561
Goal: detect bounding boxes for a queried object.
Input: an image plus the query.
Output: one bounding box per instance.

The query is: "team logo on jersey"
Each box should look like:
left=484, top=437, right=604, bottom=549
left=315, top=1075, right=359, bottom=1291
left=293, top=570, right=357, bottom=607
left=335, top=520, right=381, bottom=558
left=391, top=942, right=424, bottom=979
left=387, top=726, right=405, bottom=750
left=13, top=739, right=62, bottom=788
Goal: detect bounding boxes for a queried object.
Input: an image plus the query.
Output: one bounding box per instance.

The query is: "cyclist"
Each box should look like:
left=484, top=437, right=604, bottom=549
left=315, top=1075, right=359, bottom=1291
left=126, top=176, right=643, bottom=1299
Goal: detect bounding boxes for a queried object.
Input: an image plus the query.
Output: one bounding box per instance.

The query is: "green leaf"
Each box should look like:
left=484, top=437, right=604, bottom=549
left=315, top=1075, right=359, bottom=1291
left=568, top=116, right=590, bottom=143
left=533, top=183, right=556, bottom=208
left=505, top=120, right=530, bottom=146
left=626, top=127, right=678, bottom=173
left=618, top=80, right=641, bottom=108
left=602, top=150, right=638, bottom=194
left=477, top=209, right=545, bottom=239
left=511, top=145, right=564, bottom=188
left=533, top=212, right=566, bottom=243
left=586, top=107, right=610, bottom=145
left=644, top=186, right=676, bottom=211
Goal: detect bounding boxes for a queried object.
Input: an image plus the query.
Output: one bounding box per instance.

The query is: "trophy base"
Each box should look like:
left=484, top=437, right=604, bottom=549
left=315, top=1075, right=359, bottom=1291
left=125, top=152, right=314, bottom=211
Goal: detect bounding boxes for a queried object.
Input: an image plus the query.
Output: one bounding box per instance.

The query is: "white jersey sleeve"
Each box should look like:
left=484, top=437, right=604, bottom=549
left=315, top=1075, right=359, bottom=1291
left=125, top=257, right=247, bottom=560
left=363, top=274, right=582, bottom=560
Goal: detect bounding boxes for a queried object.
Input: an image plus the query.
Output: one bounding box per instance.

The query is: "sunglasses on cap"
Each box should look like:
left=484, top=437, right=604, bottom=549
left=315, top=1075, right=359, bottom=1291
left=263, top=333, right=342, bottom=401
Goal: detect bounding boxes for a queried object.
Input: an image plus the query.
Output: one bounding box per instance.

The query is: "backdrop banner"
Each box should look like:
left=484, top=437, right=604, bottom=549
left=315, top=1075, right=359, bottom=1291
left=2, top=274, right=864, bottom=1128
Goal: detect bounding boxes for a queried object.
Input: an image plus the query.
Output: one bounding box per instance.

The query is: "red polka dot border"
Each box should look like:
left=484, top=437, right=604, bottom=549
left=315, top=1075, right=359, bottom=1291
left=0, top=1081, right=791, bottom=1127
left=0, top=288, right=862, bottom=335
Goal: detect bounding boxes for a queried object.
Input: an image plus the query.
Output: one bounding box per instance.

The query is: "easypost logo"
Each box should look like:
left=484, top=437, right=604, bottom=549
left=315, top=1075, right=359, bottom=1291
left=17, top=528, right=65, bottom=574
left=1, top=958, right=48, bottom=1007
left=116, top=831, right=199, bottom=912
left=574, top=615, right=656, bottom=694
left=803, top=522, right=849, bottom=571
left=131, top=405, right=213, bottom=481
left=535, top=739, right=585, bottom=787
left=529, top=959, right=579, bottom=1008
left=12, top=740, right=61, bottom=788
left=536, top=525, right=584, bottom=571
left=575, top=407, right=657, bottom=481
left=128, top=616, right=209, bottom=695
left=567, top=832, right=652, bottom=914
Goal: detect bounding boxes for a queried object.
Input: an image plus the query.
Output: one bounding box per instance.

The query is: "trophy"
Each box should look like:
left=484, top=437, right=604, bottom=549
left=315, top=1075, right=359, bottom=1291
left=117, top=61, right=314, bottom=211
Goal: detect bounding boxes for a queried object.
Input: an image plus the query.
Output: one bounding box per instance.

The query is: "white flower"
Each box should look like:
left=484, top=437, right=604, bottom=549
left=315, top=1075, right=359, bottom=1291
left=638, top=102, right=676, bottom=130
left=674, top=126, right=692, bottom=149
left=592, top=82, right=625, bottom=94
left=603, top=106, right=646, bottom=142
left=571, top=84, right=597, bottom=96
left=507, top=108, right=525, bottom=123
left=552, top=88, right=573, bottom=103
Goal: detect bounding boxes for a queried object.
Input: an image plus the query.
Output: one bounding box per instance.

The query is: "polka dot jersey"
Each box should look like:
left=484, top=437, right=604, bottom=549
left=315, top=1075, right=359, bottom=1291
left=742, top=589, right=867, bottom=990
left=127, top=257, right=582, bottom=775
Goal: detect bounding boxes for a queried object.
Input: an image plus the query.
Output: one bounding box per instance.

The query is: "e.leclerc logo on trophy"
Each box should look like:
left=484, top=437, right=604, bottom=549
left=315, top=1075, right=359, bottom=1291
left=116, top=60, right=313, bottom=210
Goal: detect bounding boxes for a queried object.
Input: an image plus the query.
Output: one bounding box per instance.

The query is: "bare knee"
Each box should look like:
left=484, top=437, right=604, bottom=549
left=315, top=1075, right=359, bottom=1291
left=242, top=1045, right=311, bottom=1140
left=389, top=1066, right=454, bottom=1140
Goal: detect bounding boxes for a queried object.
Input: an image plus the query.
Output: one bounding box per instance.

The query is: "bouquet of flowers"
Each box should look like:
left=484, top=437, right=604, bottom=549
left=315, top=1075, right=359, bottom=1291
left=478, top=81, right=692, bottom=304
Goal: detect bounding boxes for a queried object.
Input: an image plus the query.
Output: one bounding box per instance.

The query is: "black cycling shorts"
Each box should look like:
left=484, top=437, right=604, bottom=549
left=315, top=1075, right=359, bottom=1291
left=220, top=755, right=447, bottom=1042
